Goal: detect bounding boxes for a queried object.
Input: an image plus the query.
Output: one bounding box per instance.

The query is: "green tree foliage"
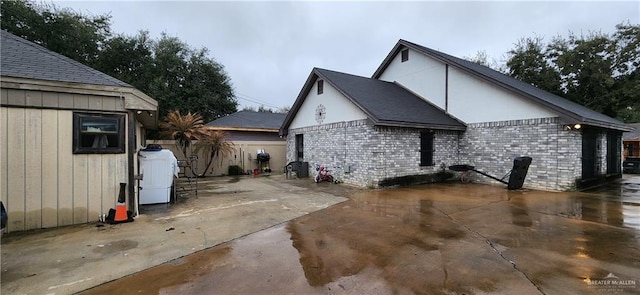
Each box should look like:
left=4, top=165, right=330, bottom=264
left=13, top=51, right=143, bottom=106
left=99, top=33, right=236, bottom=123
left=101, top=33, right=237, bottom=123
left=241, top=105, right=290, bottom=113
left=507, top=37, right=563, bottom=97
left=506, top=23, right=640, bottom=122
left=94, top=31, right=154, bottom=91
left=160, top=111, right=234, bottom=176
left=1, top=0, right=237, bottom=124
left=464, top=50, right=507, bottom=73
left=1, top=0, right=111, bottom=65
left=196, top=130, right=235, bottom=176
left=159, top=110, right=207, bottom=158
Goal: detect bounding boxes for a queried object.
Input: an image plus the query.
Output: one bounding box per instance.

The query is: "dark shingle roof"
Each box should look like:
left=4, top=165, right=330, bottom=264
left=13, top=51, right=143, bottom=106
left=315, top=68, right=465, bottom=130
left=280, top=68, right=466, bottom=135
left=0, top=30, right=130, bottom=87
left=373, top=39, right=632, bottom=132
left=623, top=123, right=640, bottom=140
left=206, top=111, right=286, bottom=130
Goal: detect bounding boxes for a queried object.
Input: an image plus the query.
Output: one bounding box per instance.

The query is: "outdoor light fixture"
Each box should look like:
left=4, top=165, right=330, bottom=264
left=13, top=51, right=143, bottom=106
left=565, top=124, right=583, bottom=130
left=136, top=110, right=143, bottom=115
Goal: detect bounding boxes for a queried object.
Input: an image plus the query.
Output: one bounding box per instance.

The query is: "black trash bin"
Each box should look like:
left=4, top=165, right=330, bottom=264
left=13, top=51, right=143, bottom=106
left=507, top=156, right=532, bottom=190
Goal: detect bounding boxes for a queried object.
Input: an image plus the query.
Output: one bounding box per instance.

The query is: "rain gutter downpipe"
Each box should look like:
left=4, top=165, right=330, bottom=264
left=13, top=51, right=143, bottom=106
left=445, top=64, right=449, bottom=112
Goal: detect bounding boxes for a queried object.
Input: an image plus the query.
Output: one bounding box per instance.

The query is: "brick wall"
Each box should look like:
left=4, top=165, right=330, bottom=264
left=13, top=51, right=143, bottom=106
left=459, top=117, right=582, bottom=190
left=286, top=117, right=614, bottom=191
left=287, top=120, right=460, bottom=187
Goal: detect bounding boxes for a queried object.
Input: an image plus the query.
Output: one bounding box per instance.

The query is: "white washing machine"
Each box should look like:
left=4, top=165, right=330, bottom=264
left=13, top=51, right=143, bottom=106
left=139, top=149, right=179, bottom=204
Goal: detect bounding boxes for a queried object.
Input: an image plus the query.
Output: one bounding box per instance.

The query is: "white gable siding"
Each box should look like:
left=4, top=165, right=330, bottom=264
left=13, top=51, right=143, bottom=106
left=378, top=48, right=447, bottom=109
left=447, top=67, right=557, bottom=123
left=376, top=49, right=558, bottom=123
left=289, top=79, right=367, bottom=129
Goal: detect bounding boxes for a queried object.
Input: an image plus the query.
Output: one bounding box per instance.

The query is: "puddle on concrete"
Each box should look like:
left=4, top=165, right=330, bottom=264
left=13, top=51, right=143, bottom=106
left=80, top=179, right=640, bottom=294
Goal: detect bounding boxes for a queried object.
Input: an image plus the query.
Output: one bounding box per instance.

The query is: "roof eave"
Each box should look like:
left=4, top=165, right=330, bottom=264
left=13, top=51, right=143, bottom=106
left=280, top=69, right=319, bottom=136
left=580, top=118, right=635, bottom=132
left=373, top=119, right=466, bottom=131
left=372, top=41, right=405, bottom=79
left=1, top=76, right=159, bottom=129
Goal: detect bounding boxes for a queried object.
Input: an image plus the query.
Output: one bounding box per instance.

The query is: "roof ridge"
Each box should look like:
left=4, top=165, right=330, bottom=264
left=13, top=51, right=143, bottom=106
left=316, top=67, right=397, bottom=86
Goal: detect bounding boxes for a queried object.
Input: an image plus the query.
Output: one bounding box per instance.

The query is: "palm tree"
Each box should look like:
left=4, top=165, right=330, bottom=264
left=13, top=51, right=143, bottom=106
left=196, top=129, right=235, bottom=176
left=159, top=110, right=206, bottom=158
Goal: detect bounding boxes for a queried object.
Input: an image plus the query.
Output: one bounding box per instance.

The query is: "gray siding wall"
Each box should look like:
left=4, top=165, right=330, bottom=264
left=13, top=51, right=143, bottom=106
left=459, top=117, right=582, bottom=190
left=1, top=107, right=129, bottom=232
left=1, top=87, right=143, bottom=232
left=287, top=120, right=460, bottom=187
left=1, top=88, right=124, bottom=111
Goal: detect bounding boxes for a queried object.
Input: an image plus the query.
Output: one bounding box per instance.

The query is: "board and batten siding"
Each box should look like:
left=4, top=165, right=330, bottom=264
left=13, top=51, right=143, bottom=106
left=1, top=107, right=127, bottom=232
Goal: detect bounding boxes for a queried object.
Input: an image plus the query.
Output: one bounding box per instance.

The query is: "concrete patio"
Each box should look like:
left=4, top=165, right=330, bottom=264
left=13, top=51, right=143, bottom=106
left=1, top=175, right=353, bottom=294
left=2, top=174, right=640, bottom=294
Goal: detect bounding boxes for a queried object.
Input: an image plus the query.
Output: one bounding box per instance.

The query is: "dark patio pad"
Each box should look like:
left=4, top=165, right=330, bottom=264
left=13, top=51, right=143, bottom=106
left=81, top=176, right=640, bottom=294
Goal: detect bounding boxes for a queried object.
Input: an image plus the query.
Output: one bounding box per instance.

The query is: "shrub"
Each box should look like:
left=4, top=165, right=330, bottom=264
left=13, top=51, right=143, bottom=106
left=228, top=165, right=243, bottom=176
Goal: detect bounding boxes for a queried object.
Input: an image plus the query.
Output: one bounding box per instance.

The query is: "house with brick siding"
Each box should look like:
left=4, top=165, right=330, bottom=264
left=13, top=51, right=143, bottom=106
left=280, top=39, right=632, bottom=191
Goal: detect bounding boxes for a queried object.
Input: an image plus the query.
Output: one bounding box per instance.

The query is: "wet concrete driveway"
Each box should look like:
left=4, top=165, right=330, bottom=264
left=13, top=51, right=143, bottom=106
left=81, top=176, right=640, bottom=295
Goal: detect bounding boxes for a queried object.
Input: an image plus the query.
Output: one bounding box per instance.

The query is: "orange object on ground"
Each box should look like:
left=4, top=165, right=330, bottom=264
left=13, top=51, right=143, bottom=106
left=113, top=182, right=130, bottom=222
left=114, top=202, right=128, bottom=222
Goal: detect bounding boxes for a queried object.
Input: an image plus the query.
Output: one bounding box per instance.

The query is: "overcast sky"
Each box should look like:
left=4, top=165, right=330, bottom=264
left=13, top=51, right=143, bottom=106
left=57, top=1, right=639, bottom=111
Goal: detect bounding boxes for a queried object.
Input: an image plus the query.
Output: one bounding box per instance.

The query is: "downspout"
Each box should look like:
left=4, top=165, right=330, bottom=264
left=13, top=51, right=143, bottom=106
left=344, top=121, right=347, bottom=177
left=445, top=64, right=449, bottom=112
left=127, top=111, right=136, bottom=216
left=556, top=123, right=560, bottom=190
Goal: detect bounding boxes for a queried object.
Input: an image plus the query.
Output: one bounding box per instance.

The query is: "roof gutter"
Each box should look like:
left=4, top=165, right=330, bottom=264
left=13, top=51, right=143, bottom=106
left=207, top=126, right=279, bottom=133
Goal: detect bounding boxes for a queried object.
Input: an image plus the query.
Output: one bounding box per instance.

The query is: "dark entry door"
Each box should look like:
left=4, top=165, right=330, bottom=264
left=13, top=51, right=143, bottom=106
left=582, top=128, right=598, bottom=180
left=295, top=134, right=304, bottom=161
left=607, top=131, right=622, bottom=175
